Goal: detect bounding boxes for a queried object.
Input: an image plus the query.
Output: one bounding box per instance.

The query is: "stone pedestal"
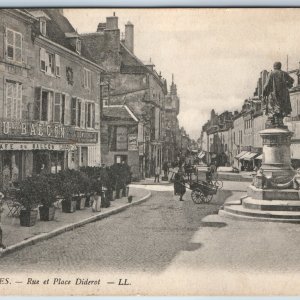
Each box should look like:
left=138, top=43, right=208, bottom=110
left=219, top=127, right=300, bottom=223
left=260, top=128, right=295, bottom=184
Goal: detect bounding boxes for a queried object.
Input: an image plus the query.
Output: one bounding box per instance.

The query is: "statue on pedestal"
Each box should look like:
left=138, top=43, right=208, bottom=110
left=263, top=61, right=294, bottom=128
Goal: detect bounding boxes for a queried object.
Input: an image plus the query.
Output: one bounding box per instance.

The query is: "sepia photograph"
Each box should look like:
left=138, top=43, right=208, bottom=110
left=1, top=6, right=300, bottom=296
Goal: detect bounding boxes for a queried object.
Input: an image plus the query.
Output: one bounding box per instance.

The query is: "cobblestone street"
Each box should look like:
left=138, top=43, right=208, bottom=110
left=0, top=185, right=228, bottom=273
left=2, top=183, right=300, bottom=295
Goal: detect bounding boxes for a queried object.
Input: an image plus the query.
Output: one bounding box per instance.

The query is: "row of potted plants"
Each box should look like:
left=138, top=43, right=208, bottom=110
left=16, top=169, right=98, bottom=227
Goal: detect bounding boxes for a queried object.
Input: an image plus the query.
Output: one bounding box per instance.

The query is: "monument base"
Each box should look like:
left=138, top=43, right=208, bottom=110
left=219, top=185, right=300, bottom=223
left=219, top=126, right=300, bottom=223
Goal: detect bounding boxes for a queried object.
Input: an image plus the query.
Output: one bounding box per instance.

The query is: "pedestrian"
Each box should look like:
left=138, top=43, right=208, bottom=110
left=154, top=165, right=160, bottom=183
left=174, top=169, right=186, bottom=201
left=90, top=191, right=101, bottom=212
left=163, top=161, right=169, bottom=178
left=0, top=192, right=6, bottom=249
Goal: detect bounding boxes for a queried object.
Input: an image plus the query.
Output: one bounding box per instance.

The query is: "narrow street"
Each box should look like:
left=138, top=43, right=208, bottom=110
left=2, top=183, right=300, bottom=294
left=0, top=185, right=228, bottom=273
left=2, top=182, right=300, bottom=276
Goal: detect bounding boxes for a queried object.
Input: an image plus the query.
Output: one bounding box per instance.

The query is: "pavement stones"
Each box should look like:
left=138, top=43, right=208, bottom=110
left=0, top=186, right=151, bottom=257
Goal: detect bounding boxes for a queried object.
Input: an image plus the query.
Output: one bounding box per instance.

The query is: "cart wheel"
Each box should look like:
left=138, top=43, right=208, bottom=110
left=203, top=194, right=213, bottom=203
left=191, top=189, right=205, bottom=204
left=214, top=180, right=223, bottom=189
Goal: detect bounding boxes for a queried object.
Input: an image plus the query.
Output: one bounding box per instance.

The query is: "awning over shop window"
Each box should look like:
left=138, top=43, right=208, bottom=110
left=255, top=154, right=263, bottom=160
left=242, top=152, right=260, bottom=161
left=235, top=151, right=248, bottom=159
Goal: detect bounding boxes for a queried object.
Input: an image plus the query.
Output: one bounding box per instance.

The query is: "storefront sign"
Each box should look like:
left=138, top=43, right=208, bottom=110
left=75, top=130, right=98, bottom=144
left=0, top=120, right=98, bottom=144
left=128, top=134, right=138, bottom=151
left=0, top=142, right=77, bottom=151
left=116, top=127, right=128, bottom=150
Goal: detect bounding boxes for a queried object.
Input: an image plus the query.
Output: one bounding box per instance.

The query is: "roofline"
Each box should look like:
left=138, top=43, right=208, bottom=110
left=4, top=9, right=38, bottom=23
left=124, top=105, right=139, bottom=122
left=103, top=105, right=139, bottom=122
left=120, top=42, right=165, bottom=89
left=38, top=35, right=107, bottom=73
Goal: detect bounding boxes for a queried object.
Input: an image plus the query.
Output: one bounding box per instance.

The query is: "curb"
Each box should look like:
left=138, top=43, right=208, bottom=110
left=0, top=191, right=152, bottom=258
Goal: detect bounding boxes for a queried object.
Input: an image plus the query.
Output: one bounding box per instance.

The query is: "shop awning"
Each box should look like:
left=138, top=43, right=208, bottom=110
left=255, top=154, right=263, bottom=160
left=242, top=152, right=260, bottom=161
left=235, top=151, right=248, bottom=159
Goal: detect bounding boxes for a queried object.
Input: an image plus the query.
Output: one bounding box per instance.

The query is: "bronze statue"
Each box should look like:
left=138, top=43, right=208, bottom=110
left=263, top=62, right=294, bottom=127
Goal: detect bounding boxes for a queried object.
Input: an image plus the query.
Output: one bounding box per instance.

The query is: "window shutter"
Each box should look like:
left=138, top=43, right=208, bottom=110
left=55, top=54, right=60, bottom=76
left=89, top=71, right=92, bottom=89
left=81, top=100, right=85, bottom=128
left=40, top=48, right=46, bottom=71
left=14, top=32, right=22, bottom=63
left=85, top=102, right=88, bottom=128
left=64, top=94, right=71, bottom=125
left=17, top=83, right=22, bottom=119
left=94, top=102, right=100, bottom=129
left=34, top=87, right=41, bottom=120
left=6, top=28, right=14, bottom=60
left=48, top=92, right=53, bottom=122
left=54, top=93, right=61, bottom=123
left=81, top=69, right=85, bottom=87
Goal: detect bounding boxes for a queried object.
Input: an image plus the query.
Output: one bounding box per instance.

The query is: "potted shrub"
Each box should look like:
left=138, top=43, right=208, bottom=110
left=57, top=170, right=77, bottom=213
left=16, top=176, right=41, bottom=227
left=38, top=174, right=58, bottom=221
left=73, top=171, right=89, bottom=210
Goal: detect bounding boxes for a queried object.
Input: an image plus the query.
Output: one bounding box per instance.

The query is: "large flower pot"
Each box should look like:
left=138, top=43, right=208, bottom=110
left=39, top=206, right=56, bottom=221
left=74, top=195, right=86, bottom=210
left=20, top=209, right=38, bottom=227
left=61, top=199, right=77, bottom=213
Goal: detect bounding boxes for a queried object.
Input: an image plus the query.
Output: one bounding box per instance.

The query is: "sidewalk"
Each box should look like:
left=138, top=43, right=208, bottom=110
left=0, top=186, right=151, bottom=256
left=133, top=177, right=171, bottom=186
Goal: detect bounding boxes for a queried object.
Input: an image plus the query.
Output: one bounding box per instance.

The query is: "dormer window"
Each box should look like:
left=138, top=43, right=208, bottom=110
left=76, top=39, right=81, bottom=54
left=40, top=19, right=47, bottom=36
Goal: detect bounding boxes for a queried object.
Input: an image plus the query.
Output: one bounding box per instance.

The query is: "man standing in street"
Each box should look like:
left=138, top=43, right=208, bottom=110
left=154, top=165, right=161, bottom=183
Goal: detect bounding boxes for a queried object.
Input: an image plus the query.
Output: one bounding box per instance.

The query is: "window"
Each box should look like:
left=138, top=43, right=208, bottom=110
left=85, top=102, right=95, bottom=128
left=40, top=19, right=47, bottom=36
left=5, top=81, right=22, bottom=120
left=53, top=93, right=65, bottom=123
left=101, top=85, right=109, bottom=106
left=71, top=98, right=81, bottom=127
left=76, top=39, right=81, bottom=54
left=34, top=89, right=53, bottom=121
left=83, top=68, right=92, bottom=89
left=55, top=54, right=60, bottom=76
left=6, top=28, right=22, bottom=63
left=40, top=48, right=60, bottom=76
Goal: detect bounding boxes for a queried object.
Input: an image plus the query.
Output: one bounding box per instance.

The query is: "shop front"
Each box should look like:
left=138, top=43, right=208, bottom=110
left=0, top=120, right=78, bottom=191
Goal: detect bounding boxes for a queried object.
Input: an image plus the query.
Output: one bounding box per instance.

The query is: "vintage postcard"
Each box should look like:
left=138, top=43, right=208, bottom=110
left=1, top=7, right=300, bottom=296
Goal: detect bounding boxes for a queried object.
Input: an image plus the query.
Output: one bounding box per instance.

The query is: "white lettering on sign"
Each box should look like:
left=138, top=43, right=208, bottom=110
left=0, top=143, right=77, bottom=151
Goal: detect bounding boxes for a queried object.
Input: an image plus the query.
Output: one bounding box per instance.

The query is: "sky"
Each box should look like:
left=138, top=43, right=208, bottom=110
left=64, top=8, right=300, bottom=139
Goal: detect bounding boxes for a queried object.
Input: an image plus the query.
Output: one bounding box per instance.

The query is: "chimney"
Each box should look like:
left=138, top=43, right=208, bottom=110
left=125, top=21, right=134, bottom=53
left=106, top=12, right=118, bottom=30
left=97, top=22, right=106, bottom=32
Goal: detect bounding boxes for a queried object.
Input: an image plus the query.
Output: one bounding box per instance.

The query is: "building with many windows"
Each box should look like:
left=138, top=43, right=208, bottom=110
left=81, top=13, right=168, bottom=177
left=0, top=9, right=104, bottom=190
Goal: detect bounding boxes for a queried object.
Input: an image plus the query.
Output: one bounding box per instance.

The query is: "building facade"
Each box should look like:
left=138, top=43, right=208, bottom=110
left=82, top=13, right=168, bottom=177
left=0, top=9, right=104, bottom=190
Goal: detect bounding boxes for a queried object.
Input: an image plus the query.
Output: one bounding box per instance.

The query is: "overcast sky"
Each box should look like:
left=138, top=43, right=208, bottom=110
left=64, top=8, right=300, bottom=139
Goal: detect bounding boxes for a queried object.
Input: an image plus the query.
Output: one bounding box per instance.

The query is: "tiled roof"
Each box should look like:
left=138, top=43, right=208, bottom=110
left=27, top=9, right=95, bottom=63
left=103, top=105, right=139, bottom=122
